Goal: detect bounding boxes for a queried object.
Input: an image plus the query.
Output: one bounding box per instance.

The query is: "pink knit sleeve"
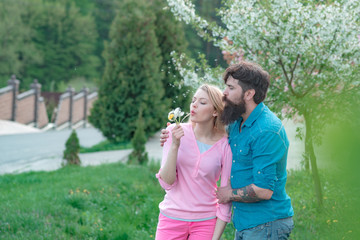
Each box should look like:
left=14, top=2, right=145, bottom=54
left=155, top=124, right=178, bottom=190
left=216, top=142, right=233, bottom=222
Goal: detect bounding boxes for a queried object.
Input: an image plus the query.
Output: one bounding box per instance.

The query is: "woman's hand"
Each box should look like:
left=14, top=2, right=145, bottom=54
left=171, top=124, right=184, bottom=147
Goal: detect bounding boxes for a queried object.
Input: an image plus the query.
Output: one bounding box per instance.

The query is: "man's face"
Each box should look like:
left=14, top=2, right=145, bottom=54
left=223, top=76, right=243, bottom=105
left=220, top=76, right=247, bottom=125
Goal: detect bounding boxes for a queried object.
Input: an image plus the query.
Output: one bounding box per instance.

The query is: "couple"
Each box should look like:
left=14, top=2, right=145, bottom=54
left=155, top=61, right=294, bottom=240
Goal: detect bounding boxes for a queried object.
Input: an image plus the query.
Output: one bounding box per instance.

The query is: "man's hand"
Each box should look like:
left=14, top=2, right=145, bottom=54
left=160, top=122, right=171, bottom=147
left=216, top=180, right=233, bottom=204
left=217, top=181, right=273, bottom=203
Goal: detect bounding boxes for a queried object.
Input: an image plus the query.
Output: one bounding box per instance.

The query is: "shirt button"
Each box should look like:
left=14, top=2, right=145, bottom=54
left=233, top=160, right=235, bottom=163
left=240, top=149, right=242, bottom=153
left=234, top=144, right=236, bottom=147
left=231, top=175, right=233, bottom=178
left=258, top=171, right=261, bottom=174
left=234, top=206, right=236, bottom=209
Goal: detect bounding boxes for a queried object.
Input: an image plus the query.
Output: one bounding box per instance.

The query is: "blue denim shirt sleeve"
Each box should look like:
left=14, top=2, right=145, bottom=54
left=252, top=131, right=288, bottom=191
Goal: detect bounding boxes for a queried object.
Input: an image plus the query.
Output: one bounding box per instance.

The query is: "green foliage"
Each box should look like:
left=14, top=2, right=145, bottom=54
left=151, top=0, right=193, bottom=110
left=89, top=0, right=167, bottom=143
left=92, top=0, right=119, bottom=75
left=129, top=110, right=148, bottom=165
left=63, top=130, right=81, bottom=165
left=0, top=0, right=42, bottom=87
left=20, top=0, right=100, bottom=91
left=80, top=140, right=132, bottom=153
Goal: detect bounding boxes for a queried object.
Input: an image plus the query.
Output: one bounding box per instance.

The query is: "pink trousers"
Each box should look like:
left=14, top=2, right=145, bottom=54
left=155, top=213, right=217, bottom=240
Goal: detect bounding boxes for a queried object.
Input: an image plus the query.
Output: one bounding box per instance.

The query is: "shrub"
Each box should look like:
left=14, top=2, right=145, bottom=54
left=63, top=130, right=81, bottom=165
left=128, top=110, right=148, bottom=165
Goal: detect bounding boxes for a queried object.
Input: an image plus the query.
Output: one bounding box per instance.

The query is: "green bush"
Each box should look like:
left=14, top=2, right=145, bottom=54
left=129, top=110, right=148, bottom=165
left=63, top=130, right=81, bottom=165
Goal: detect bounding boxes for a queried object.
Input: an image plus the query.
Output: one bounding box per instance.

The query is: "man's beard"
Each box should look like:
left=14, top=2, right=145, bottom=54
left=220, top=95, right=246, bottom=125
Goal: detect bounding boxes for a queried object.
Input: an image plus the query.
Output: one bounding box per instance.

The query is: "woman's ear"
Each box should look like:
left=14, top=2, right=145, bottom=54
left=213, top=110, right=218, bottom=117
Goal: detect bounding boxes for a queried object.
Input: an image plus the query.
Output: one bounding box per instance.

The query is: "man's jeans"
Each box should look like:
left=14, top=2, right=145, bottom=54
left=234, top=217, right=294, bottom=240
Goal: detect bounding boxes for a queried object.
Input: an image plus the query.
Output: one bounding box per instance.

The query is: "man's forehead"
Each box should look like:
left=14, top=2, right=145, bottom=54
left=226, top=76, right=239, bottom=85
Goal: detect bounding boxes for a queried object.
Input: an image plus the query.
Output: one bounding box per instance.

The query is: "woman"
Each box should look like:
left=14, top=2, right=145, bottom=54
left=155, top=84, right=232, bottom=240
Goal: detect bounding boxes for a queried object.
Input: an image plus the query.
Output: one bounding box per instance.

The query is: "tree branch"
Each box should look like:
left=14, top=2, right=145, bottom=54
left=290, top=54, right=300, bottom=84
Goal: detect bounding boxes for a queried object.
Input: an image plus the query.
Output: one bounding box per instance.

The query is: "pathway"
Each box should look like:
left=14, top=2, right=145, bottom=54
left=0, top=119, right=303, bottom=175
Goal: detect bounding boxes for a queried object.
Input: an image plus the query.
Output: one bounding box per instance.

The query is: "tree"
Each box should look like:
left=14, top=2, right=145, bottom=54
left=151, top=0, right=192, bottom=110
left=0, top=0, right=41, bottom=87
left=22, top=0, right=100, bottom=91
left=63, top=130, right=81, bottom=165
left=92, top=0, right=118, bottom=76
left=166, top=0, right=360, bottom=206
left=89, top=0, right=167, bottom=143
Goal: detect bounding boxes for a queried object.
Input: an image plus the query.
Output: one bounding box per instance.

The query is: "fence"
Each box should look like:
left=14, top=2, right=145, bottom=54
left=0, top=75, right=97, bottom=130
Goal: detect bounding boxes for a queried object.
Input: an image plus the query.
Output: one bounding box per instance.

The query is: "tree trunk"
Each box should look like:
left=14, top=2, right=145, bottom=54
left=304, top=112, right=323, bottom=207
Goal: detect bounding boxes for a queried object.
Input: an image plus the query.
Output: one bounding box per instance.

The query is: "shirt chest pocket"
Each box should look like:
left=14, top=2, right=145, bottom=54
left=233, top=145, right=252, bottom=164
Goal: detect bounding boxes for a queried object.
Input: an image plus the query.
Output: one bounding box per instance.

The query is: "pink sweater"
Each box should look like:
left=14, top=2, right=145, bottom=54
left=156, top=123, right=232, bottom=222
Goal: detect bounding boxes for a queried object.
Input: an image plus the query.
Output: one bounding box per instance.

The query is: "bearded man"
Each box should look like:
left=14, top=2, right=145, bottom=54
left=217, top=62, right=294, bottom=240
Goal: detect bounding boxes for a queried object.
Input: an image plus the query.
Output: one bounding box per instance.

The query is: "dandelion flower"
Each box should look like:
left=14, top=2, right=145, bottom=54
left=168, top=111, right=175, bottom=121
left=167, top=107, right=189, bottom=124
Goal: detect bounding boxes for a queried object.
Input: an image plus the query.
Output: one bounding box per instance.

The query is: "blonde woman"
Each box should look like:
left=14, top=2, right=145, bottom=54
left=155, top=84, right=232, bottom=240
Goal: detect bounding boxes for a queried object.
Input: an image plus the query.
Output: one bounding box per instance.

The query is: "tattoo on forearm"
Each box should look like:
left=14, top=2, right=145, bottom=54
left=230, top=184, right=262, bottom=202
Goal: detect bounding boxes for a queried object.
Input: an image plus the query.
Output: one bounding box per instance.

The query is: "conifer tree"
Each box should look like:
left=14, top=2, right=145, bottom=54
left=63, top=130, right=81, bottom=166
left=89, top=0, right=167, bottom=142
left=129, top=109, right=148, bottom=165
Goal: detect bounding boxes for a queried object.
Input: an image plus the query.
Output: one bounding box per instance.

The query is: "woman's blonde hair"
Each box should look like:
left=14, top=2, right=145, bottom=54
left=198, top=84, right=225, bottom=133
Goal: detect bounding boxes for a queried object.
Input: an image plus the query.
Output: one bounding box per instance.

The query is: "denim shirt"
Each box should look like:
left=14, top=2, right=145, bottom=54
left=228, top=102, right=294, bottom=231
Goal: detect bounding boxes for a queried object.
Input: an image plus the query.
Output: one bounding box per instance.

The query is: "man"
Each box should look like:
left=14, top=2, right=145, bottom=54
left=160, top=61, right=294, bottom=239
left=216, top=62, right=294, bottom=239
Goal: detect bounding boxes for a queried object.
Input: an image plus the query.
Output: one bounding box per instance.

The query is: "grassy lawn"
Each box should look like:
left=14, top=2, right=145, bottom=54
left=80, top=140, right=132, bottom=153
left=0, top=162, right=358, bottom=239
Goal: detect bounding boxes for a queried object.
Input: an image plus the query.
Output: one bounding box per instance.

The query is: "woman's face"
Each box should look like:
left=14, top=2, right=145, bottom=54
left=189, top=89, right=216, bottom=123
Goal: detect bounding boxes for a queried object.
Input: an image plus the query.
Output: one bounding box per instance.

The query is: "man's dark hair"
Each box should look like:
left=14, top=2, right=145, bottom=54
left=223, top=61, right=270, bottom=104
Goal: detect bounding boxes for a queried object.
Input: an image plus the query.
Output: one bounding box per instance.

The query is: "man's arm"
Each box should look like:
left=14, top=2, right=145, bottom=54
left=216, top=181, right=273, bottom=204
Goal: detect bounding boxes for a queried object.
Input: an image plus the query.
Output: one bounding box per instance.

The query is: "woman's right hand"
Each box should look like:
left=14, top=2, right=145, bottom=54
left=171, top=124, right=184, bottom=147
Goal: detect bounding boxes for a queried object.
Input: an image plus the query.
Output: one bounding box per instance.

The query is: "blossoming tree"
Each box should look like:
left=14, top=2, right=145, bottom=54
left=166, top=0, right=360, bottom=205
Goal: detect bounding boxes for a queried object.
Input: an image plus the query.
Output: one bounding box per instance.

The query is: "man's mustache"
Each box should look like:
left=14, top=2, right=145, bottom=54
left=222, top=95, right=234, bottom=104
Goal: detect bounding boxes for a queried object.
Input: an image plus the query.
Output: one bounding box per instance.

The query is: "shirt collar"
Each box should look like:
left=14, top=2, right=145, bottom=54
left=242, top=102, right=265, bottom=128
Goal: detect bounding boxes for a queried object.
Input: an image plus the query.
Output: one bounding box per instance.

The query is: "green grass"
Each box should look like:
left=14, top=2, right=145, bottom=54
left=0, top=163, right=358, bottom=239
left=80, top=140, right=132, bottom=153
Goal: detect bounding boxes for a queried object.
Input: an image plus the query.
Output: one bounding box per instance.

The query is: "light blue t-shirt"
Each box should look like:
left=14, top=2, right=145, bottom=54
left=228, top=102, right=294, bottom=231
left=196, top=140, right=212, bottom=154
